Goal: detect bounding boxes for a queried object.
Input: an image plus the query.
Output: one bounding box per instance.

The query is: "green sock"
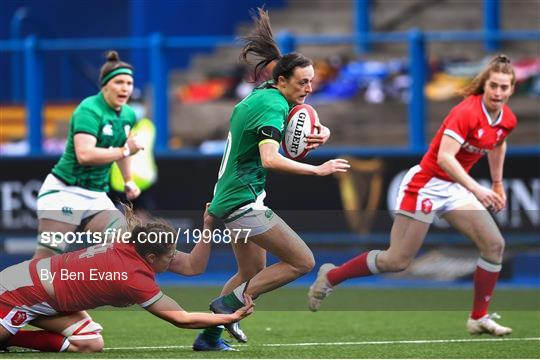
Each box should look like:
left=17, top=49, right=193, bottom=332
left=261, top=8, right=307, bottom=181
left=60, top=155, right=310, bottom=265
left=222, top=292, right=244, bottom=310
left=201, top=326, right=224, bottom=342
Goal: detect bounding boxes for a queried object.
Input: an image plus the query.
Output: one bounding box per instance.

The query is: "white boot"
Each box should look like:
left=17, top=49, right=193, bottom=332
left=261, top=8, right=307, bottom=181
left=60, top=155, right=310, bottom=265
left=467, top=313, right=512, bottom=336
left=308, top=263, right=336, bottom=312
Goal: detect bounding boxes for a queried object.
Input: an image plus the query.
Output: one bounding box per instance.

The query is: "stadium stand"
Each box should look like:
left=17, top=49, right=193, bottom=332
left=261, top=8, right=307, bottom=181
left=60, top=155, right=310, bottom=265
left=168, top=0, right=539, bottom=148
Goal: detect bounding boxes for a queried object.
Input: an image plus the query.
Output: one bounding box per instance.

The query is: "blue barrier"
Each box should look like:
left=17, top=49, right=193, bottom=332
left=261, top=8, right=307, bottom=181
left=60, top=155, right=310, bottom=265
left=408, top=29, right=427, bottom=152
left=23, top=35, right=42, bottom=155
left=1, top=29, right=539, bottom=154
left=149, top=33, right=168, bottom=153
left=484, top=0, right=501, bottom=51
left=354, top=0, right=371, bottom=53
left=10, top=7, right=28, bottom=103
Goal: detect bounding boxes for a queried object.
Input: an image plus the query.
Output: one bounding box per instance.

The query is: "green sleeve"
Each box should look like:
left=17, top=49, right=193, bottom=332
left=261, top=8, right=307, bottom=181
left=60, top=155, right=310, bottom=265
left=256, top=101, right=288, bottom=132
left=72, top=107, right=101, bottom=137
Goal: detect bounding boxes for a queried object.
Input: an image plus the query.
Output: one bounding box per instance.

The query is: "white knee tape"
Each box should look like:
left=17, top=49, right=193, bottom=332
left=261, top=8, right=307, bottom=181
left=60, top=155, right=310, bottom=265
left=61, top=318, right=103, bottom=341
left=367, top=250, right=382, bottom=274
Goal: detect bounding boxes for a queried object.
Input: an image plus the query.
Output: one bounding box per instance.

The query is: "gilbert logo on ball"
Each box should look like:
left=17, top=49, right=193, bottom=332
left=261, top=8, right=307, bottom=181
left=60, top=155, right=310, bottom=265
left=282, top=104, right=318, bottom=160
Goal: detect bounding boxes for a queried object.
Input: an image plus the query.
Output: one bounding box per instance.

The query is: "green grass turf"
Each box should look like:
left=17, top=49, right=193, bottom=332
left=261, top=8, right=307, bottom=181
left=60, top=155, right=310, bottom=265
left=4, top=287, right=540, bottom=358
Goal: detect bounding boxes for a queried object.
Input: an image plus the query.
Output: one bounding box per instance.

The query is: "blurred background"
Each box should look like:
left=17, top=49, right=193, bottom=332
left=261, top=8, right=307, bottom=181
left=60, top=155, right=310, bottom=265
left=0, top=0, right=539, bottom=289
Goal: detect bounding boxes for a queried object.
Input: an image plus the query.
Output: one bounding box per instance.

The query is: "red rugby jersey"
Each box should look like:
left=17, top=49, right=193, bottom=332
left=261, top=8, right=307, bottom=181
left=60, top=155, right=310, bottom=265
left=420, top=95, right=517, bottom=181
left=49, top=242, right=162, bottom=312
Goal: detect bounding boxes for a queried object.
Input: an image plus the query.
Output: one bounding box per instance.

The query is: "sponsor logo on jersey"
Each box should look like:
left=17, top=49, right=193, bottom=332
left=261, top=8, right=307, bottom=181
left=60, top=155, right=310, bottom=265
left=102, top=124, right=113, bottom=136
left=462, top=141, right=489, bottom=155
left=62, top=206, right=74, bottom=216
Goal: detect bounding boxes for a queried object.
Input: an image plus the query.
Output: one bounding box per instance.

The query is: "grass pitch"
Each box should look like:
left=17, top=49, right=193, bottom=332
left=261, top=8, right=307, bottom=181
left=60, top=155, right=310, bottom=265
left=5, top=287, right=539, bottom=358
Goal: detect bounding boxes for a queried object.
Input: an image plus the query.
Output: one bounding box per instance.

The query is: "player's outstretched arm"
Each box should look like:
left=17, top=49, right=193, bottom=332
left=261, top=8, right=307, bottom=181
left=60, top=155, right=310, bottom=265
left=259, top=141, right=349, bottom=176
left=168, top=204, right=214, bottom=276
left=146, top=294, right=254, bottom=329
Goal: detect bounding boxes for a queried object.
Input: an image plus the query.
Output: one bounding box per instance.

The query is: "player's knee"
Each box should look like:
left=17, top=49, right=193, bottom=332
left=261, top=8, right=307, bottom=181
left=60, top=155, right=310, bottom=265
left=292, top=252, right=315, bottom=275
left=62, top=318, right=103, bottom=352
left=382, top=254, right=412, bottom=272
left=393, top=259, right=412, bottom=272
left=71, top=336, right=104, bottom=353
left=484, top=238, right=505, bottom=260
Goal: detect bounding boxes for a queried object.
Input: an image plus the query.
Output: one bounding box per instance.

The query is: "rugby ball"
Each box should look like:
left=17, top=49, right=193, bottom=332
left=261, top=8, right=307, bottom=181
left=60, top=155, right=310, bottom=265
left=282, top=104, right=318, bottom=160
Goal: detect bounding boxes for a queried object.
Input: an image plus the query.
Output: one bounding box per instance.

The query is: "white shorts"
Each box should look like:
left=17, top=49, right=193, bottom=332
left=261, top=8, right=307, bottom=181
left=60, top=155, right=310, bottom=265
left=223, top=191, right=278, bottom=237
left=395, top=165, right=483, bottom=224
left=0, top=260, right=58, bottom=335
left=37, top=174, right=117, bottom=226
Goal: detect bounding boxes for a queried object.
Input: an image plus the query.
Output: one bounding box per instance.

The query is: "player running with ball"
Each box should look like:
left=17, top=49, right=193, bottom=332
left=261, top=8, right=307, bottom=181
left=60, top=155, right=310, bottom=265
left=192, top=8, right=350, bottom=351
left=309, top=55, right=517, bottom=336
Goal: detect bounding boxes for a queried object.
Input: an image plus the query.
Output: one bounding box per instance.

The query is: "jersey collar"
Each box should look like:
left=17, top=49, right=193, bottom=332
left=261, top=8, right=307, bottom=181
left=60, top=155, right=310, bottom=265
left=481, top=100, right=503, bottom=127
left=98, top=92, right=124, bottom=117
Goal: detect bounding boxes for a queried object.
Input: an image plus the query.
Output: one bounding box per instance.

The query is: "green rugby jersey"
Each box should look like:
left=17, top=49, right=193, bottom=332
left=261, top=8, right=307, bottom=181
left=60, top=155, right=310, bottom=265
left=209, top=82, right=291, bottom=218
left=52, top=92, right=136, bottom=192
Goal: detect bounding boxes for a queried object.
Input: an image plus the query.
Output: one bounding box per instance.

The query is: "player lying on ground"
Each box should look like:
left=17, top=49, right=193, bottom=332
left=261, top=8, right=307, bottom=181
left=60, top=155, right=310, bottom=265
left=0, top=206, right=254, bottom=352
left=308, top=55, right=516, bottom=336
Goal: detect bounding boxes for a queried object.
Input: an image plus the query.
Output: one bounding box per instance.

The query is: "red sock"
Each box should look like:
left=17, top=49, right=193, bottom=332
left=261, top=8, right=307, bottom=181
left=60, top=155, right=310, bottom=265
left=327, top=251, right=378, bottom=286
left=471, top=258, right=501, bottom=320
left=8, top=330, right=69, bottom=352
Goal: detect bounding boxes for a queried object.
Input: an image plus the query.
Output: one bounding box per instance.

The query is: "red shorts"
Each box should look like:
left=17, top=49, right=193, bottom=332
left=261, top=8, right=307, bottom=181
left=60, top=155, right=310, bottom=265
left=0, top=260, right=58, bottom=334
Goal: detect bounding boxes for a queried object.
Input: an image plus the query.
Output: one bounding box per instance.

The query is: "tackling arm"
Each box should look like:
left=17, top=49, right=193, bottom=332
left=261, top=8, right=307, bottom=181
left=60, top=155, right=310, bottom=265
left=168, top=204, right=214, bottom=276
left=145, top=294, right=254, bottom=329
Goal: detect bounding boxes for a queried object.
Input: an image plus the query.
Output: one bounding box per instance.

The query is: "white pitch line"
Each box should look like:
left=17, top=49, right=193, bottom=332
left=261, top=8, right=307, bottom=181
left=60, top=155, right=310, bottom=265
left=105, top=337, right=540, bottom=351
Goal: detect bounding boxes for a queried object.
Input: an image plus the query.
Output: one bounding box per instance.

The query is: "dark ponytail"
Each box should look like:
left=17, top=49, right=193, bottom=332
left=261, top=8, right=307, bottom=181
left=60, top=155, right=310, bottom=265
left=106, top=50, right=120, bottom=63
left=240, top=8, right=312, bottom=82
